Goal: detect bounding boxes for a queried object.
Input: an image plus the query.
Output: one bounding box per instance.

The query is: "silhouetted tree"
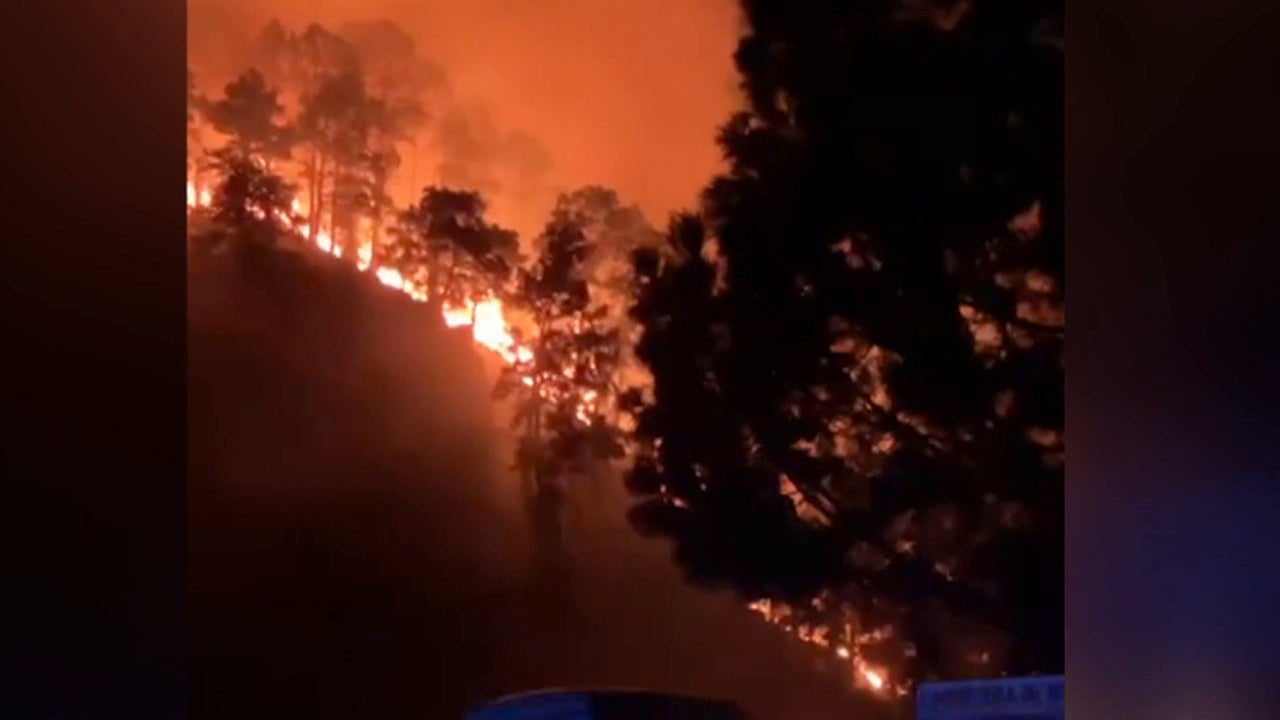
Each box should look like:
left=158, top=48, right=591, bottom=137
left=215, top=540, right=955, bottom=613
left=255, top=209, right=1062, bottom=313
left=246, top=19, right=351, bottom=105
left=626, top=0, right=1063, bottom=691
left=495, top=211, right=625, bottom=508
left=539, top=187, right=665, bottom=412
left=195, top=148, right=298, bottom=250
left=249, top=19, right=434, bottom=258
left=338, top=18, right=441, bottom=130
left=356, top=146, right=402, bottom=259
left=388, top=187, right=518, bottom=317
left=199, top=69, right=293, bottom=166
left=541, top=187, right=661, bottom=303
left=250, top=22, right=360, bottom=245
left=296, top=67, right=386, bottom=252
left=337, top=20, right=435, bottom=255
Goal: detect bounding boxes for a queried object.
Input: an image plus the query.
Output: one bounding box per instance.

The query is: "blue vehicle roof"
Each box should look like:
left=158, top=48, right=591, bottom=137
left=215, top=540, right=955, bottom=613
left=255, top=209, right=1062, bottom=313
left=464, top=689, right=752, bottom=720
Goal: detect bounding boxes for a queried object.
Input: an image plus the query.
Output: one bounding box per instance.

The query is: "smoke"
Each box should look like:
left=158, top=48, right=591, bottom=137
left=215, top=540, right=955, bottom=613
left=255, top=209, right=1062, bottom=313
left=188, top=0, right=742, bottom=237
left=428, top=100, right=554, bottom=233
left=187, top=242, right=882, bottom=720
left=183, top=5, right=887, bottom=717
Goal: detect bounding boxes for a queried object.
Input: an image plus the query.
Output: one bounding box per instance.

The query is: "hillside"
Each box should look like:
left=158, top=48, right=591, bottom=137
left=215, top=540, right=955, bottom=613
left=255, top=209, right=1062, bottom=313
left=187, top=241, right=881, bottom=720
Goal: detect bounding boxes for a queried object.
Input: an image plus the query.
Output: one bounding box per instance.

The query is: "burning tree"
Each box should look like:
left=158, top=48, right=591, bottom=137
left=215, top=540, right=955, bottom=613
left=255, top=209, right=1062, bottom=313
left=484, top=187, right=663, bottom=578
left=247, top=21, right=354, bottom=246
left=241, top=20, right=429, bottom=260
left=188, top=20, right=531, bottom=361
left=190, top=68, right=291, bottom=211
left=198, top=69, right=294, bottom=167
left=624, top=0, right=1063, bottom=698
left=538, top=188, right=664, bottom=396
left=190, top=68, right=299, bottom=251
left=537, top=187, right=661, bottom=316
left=295, top=69, right=377, bottom=256
left=495, top=187, right=665, bottom=499
left=495, top=209, right=627, bottom=522
left=387, top=187, right=518, bottom=319
left=193, top=149, right=298, bottom=251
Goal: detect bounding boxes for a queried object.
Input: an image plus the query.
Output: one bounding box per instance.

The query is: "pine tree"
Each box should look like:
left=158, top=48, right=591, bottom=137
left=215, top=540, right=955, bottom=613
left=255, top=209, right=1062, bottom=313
left=626, top=0, right=1064, bottom=691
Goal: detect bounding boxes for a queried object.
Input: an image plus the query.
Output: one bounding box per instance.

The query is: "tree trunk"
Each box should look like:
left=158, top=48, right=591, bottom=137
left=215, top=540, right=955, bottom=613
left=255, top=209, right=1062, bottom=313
left=530, top=398, right=542, bottom=491
left=312, top=153, right=330, bottom=245
left=327, top=174, right=338, bottom=253
left=306, top=149, right=319, bottom=242
left=441, top=253, right=459, bottom=305
left=371, top=209, right=384, bottom=262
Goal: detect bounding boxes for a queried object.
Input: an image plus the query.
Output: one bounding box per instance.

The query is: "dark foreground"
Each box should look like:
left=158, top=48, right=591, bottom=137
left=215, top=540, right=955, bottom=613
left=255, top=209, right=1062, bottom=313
left=187, top=243, right=880, bottom=720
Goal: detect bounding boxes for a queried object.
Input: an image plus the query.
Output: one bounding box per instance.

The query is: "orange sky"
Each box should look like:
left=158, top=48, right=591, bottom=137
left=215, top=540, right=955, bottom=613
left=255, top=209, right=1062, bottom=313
left=189, top=0, right=742, bottom=236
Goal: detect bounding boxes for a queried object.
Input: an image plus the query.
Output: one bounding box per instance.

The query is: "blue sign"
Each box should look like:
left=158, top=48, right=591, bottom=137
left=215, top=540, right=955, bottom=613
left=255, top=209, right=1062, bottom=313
left=916, top=676, right=1063, bottom=720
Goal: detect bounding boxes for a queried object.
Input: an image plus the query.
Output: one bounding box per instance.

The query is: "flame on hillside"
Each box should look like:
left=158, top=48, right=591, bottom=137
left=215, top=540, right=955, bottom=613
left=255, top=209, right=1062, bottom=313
left=188, top=173, right=894, bottom=701
left=747, top=598, right=905, bottom=698
left=188, top=180, right=527, bottom=364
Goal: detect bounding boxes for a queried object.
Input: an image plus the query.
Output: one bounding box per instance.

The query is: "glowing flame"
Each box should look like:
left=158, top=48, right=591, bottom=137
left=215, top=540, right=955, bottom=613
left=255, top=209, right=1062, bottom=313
left=374, top=265, right=406, bottom=290
left=188, top=178, right=527, bottom=365
left=187, top=181, right=212, bottom=210
left=860, top=664, right=887, bottom=692
left=442, top=299, right=516, bottom=362
left=747, top=598, right=902, bottom=698
left=184, top=172, right=897, bottom=697
left=356, top=241, right=373, bottom=271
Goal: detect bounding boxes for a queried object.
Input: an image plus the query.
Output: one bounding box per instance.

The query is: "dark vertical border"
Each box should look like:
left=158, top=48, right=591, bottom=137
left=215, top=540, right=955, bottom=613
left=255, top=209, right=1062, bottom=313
left=3, top=0, right=187, bottom=716
left=1069, top=0, right=1280, bottom=717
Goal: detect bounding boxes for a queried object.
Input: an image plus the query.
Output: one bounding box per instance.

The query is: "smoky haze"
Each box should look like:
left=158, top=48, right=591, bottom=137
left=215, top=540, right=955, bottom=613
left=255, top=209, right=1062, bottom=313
left=186, top=4, right=884, bottom=717
left=187, top=0, right=742, bottom=236
left=187, top=245, right=881, bottom=719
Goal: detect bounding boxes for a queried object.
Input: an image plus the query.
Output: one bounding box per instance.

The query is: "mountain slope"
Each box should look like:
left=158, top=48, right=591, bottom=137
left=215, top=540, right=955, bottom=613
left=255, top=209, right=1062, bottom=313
left=187, top=241, right=881, bottom=720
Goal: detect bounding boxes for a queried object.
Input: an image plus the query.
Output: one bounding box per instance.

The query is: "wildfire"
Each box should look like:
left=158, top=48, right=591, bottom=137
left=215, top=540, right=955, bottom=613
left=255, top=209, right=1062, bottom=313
left=443, top=298, right=531, bottom=364
left=191, top=175, right=898, bottom=700
left=356, top=240, right=373, bottom=271
left=373, top=266, right=427, bottom=301
left=186, top=180, right=211, bottom=210
left=189, top=183, right=527, bottom=364
left=746, top=598, right=904, bottom=699
left=859, top=664, right=887, bottom=692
